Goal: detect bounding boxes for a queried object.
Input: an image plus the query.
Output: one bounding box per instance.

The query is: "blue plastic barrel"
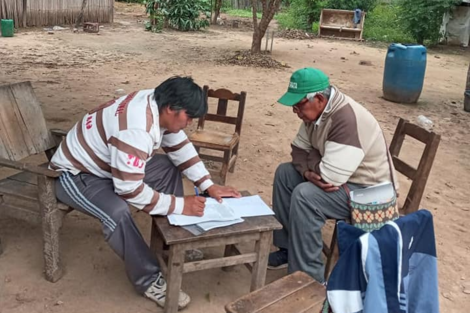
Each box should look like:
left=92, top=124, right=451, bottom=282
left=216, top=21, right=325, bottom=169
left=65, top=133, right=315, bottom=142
left=383, top=44, right=427, bottom=104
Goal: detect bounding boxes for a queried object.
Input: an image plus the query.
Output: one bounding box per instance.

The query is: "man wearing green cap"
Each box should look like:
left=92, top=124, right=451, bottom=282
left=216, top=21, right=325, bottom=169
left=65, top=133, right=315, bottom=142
left=269, top=67, right=397, bottom=283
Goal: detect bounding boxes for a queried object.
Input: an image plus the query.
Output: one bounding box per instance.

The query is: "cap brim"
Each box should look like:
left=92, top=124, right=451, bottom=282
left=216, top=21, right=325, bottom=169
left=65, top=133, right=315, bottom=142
left=277, top=92, right=306, bottom=106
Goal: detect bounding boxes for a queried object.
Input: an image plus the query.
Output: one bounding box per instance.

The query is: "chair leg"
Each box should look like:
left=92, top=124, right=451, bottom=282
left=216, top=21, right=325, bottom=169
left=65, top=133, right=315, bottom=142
left=38, top=176, right=66, bottom=283
left=229, top=143, right=239, bottom=174
left=220, top=150, right=230, bottom=186
left=324, top=222, right=339, bottom=281
left=0, top=237, right=3, bottom=255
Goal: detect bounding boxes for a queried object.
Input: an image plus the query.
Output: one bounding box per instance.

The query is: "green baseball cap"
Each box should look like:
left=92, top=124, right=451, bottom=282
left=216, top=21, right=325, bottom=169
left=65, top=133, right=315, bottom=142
left=278, top=67, right=330, bottom=106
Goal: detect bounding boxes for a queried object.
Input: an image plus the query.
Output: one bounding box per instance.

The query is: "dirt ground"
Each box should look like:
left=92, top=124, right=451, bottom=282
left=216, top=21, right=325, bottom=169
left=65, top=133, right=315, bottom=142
left=1, top=2, right=470, bottom=313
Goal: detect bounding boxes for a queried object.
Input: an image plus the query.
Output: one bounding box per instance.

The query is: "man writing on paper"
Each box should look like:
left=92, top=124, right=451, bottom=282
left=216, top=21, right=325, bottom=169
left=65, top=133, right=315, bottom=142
left=268, top=67, right=397, bottom=283
left=49, top=76, right=240, bottom=310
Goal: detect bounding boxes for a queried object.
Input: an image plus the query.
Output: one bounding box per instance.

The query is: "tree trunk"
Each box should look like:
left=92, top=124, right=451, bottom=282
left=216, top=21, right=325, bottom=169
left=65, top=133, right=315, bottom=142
left=250, top=0, right=261, bottom=53
left=212, top=0, right=223, bottom=24
left=250, top=0, right=281, bottom=54
left=75, top=0, right=88, bottom=29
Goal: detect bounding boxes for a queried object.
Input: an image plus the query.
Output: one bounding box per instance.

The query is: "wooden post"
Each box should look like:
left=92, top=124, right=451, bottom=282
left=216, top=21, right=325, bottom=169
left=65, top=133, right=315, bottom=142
left=38, top=175, right=66, bottom=282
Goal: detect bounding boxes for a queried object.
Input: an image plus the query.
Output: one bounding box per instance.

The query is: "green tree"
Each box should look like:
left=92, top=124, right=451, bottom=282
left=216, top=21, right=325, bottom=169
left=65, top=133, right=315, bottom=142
left=327, top=0, right=378, bottom=12
left=250, top=0, right=282, bottom=53
left=399, top=0, right=460, bottom=45
left=144, top=0, right=211, bottom=31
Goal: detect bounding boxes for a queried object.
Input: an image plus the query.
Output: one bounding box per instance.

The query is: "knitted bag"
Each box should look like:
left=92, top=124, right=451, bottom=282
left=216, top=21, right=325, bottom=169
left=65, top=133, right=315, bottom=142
left=344, top=139, right=399, bottom=232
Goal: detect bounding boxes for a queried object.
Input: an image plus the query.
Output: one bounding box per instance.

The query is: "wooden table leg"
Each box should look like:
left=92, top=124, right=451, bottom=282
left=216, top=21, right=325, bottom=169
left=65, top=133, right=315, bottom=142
left=164, top=244, right=185, bottom=313
left=250, top=231, right=272, bottom=292
left=150, top=219, right=168, bottom=275
left=222, top=244, right=238, bottom=272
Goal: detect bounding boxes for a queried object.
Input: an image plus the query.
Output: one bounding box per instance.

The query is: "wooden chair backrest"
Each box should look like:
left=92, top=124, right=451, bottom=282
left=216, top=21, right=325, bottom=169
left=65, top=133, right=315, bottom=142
left=0, top=82, right=55, bottom=161
left=197, top=86, right=247, bottom=136
left=389, top=118, right=441, bottom=215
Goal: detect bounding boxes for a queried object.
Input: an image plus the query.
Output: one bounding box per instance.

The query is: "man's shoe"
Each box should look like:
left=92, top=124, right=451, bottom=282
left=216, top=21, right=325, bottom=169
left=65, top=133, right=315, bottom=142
left=267, top=248, right=288, bottom=270
left=144, top=272, right=191, bottom=310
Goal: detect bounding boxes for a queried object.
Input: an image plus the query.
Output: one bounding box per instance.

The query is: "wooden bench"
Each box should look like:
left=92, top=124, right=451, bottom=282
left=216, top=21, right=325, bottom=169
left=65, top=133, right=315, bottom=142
left=319, top=9, right=366, bottom=41
left=0, top=82, right=70, bottom=282
left=225, top=271, right=325, bottom=313
left=150, top=192, right=282, bottom=313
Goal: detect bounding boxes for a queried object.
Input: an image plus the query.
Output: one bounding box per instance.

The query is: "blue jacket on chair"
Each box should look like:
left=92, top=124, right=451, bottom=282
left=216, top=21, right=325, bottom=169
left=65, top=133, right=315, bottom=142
left=326, top=210, right=439, bottom=313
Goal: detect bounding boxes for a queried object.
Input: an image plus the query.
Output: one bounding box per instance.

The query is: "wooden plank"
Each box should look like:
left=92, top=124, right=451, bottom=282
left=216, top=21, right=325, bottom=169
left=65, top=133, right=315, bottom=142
left=8, top=169, right=40, bottom=185
left=0, top=178, right=38, bottom=201
left=191, top=130, right=238, bottom=149
left=0, top=203, right=41, bottom=224
left=392, top=157, right=416, bottom=180
left=0, top=158, right=61, bottom=178
left=257, top=284, right=325, bottom=313
left=179, top=233, right=261, bottom=250
left=204, top=114, right=238, bottom=125
left=154, top=216, right=281, bottom=245
left=225, top=272, right=324, bottom=313
left=10, top=79, right=54, bottom=154
left=198, top=153, right=225, bottom=163
left=4, top=82, right=36, bottom=156
left=250, top=231, right=271, bottom=291
left=209, top=88, right=240, bottom=101
left=320, top=26, right=361, bottom=32
left=183, top=253, right=257, bottom=273
left=0, top=85, right=30, bottom=160
left=404, top=132, right=441, bottom=215
left=164, top=245, right=185, bottom=313
left=403, top=122, right=432, bottom=143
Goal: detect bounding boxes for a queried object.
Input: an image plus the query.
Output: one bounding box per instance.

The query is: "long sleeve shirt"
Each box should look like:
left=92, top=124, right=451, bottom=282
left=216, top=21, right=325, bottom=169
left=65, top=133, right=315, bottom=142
left=291, top=86, right=397, bottom=187
left=49, top=89, right=213, bottom=215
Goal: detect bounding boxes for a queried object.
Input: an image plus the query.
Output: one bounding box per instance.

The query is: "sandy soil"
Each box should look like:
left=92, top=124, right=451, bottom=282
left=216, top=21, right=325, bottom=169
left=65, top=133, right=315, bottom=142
left=1, top=2, right=470, bottom=312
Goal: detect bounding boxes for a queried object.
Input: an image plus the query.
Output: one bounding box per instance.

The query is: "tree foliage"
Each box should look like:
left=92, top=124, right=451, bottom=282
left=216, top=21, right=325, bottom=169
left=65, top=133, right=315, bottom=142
left=398, top=0, right=460, bottom=44
left=144, top=0, right=210, bottom=32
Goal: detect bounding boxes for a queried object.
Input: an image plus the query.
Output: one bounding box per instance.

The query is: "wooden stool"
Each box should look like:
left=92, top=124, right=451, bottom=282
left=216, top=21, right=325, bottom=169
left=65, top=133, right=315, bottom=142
left=151, top=214, right=281, bottom=313
left=225, top=271, right=325, bottom=313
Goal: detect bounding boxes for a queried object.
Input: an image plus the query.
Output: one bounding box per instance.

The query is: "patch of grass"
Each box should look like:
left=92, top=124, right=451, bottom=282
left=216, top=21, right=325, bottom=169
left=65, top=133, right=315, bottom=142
left=363, top=4, right=415, bottom=43
left=224, top=9, right=262, bottom=19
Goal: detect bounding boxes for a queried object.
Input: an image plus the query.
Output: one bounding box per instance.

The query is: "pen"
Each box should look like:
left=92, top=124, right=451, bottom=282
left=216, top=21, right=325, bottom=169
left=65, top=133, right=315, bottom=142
left=194, top=186, right=199, bottom=197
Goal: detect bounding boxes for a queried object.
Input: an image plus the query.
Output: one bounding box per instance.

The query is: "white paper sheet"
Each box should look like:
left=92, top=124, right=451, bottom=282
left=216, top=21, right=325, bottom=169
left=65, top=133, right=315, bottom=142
left=167, top=202, right=240, bottom=226
left=221, top=195, right=274, bottom=217
left=196, top=218, right=245, bottom=232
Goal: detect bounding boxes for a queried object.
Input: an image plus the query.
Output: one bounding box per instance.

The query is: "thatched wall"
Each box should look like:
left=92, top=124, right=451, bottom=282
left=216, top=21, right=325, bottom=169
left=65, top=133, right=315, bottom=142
left=0, top=0, right=114, bottom=28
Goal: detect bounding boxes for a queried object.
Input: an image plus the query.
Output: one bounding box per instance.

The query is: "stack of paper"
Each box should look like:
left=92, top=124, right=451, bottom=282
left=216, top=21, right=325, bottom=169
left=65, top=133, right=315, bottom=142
left=167, top=195, right=275, bottom=233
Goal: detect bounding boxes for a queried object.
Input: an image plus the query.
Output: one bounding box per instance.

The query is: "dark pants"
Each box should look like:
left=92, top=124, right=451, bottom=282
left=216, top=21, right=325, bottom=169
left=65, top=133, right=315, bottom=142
left=272, top=163, right=362, bottom=283
left=55, top=154, right=183, bottom=294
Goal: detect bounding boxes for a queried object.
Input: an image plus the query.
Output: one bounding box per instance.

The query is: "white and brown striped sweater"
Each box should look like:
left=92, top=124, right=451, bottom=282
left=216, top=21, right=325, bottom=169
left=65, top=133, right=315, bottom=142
left=291, top=86, right=398, bottom=187
left=50, top=89, right=213, bottom=215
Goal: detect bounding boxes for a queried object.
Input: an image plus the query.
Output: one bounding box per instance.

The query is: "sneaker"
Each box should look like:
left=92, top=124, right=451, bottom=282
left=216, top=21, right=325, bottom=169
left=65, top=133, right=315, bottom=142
left=267, top=248, right=288, bottom=270
left=144, top=272, right=191, bottom=310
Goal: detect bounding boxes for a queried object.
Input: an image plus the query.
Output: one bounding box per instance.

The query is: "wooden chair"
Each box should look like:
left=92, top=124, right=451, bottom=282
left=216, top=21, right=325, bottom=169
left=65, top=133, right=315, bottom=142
left=189, top=86, right=247, bottom=185
left=322, top=117, right=441, bottom=279
left=225, top=271, right=325, bottom=313
left=0, top=81, right=70, bottom=282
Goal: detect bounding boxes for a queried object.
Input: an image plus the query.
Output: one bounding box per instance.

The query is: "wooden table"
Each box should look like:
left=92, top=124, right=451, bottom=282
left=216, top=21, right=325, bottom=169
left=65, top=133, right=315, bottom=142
left=150, top=213, right=282, bottom=313
left=225, top=271, right=325, bottom=313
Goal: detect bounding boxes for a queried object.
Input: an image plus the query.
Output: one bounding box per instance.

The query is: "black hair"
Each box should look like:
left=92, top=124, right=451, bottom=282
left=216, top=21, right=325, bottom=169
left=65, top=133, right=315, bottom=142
left=154, top=76, right=207, bottom=118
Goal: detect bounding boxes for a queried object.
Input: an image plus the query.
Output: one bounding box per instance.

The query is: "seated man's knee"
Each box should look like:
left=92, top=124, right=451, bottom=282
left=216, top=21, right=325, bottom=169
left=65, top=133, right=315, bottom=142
left=108, top=201, right=132, bottom=226
left=274, top=163, right=297, bottom=182
left=291, top=183, right=323, bottom=207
